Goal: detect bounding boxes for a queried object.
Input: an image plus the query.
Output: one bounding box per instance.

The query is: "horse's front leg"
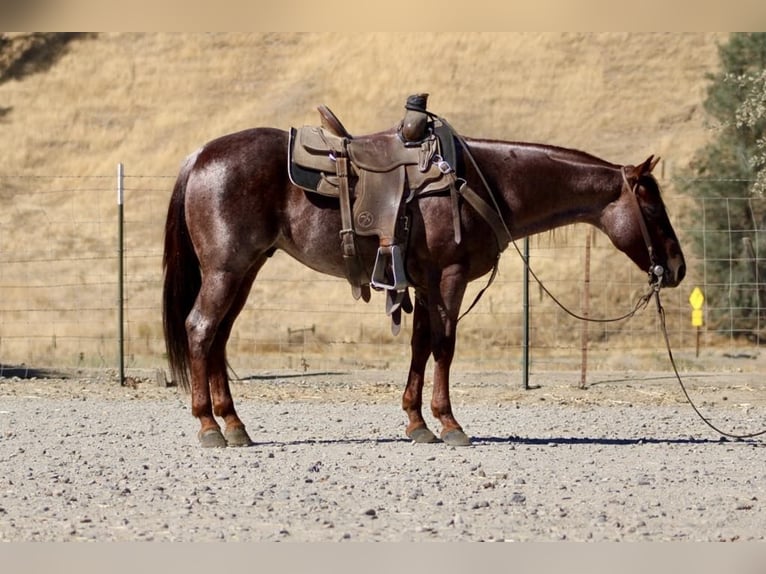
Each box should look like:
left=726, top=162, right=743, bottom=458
left=402, top=295, right=438, bottom=443
left=429, top=267, right=471, bottom=446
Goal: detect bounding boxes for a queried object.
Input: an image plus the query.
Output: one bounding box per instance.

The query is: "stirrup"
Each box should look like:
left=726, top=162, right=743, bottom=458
left=371, top=244, right=408, bottom=291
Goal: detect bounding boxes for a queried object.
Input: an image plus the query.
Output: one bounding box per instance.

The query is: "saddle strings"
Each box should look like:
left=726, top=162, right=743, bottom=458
left=439, top=114, right=766, bottom=440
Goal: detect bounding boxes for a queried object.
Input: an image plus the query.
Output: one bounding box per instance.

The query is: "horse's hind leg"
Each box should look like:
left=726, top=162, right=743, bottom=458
left=207, top=263, right=263, bottom=447
left=186, top=265, right=259, bottom=448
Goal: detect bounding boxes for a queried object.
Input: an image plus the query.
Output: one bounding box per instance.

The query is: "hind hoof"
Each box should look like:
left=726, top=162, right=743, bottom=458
left=442, top=429, right=472, bottom=447
left=199, top=427, right=227, bottom=448
left=225, top=426, right=254, bottom=447
left=408, top=427, right=439, bottom=444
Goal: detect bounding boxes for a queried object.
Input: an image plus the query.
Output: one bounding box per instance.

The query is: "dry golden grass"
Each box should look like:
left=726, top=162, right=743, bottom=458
left=0, top=33, right=736, bottom=372
left=2, top=33, right=725, bottom=179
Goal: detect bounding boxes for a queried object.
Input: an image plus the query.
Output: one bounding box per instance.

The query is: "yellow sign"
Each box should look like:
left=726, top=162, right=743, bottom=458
left=689, top=287, right=704, bottom=310
left=691, top=309, right=704, bottom=327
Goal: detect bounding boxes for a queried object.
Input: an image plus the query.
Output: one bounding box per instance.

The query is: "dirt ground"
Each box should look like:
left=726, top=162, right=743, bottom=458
left=1, top=364, right=765, bottom=438
left=2, top=363, right=764, bottom=408
left=2, top=364, right=765, bottom=543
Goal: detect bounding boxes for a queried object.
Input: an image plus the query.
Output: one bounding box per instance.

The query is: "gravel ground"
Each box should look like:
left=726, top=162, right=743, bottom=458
left=1, top=368, right=765, bottom=542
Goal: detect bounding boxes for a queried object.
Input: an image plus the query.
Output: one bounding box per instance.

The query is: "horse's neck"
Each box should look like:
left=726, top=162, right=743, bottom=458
left=467, top=139, right=622, bottom=236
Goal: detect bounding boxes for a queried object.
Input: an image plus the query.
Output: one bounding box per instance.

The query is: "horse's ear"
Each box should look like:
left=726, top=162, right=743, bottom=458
left=638, top=155, right=660, bottom=175
left=627, top=155, right=660, bottom=180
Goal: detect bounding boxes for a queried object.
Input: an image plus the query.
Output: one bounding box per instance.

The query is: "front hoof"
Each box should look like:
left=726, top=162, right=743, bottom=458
left=408, top=426, right=439, bottom=444
left=442, top=429, right=472, bottom=447
left=199, top=427, right=227, bottom=448
left=225, top=426, right=254, bottom=447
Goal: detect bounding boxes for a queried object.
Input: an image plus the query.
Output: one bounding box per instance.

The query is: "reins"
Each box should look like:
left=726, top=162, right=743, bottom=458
left=624, top=169, right=766, bottom=439
left=442, top=120, right=766, bottom=440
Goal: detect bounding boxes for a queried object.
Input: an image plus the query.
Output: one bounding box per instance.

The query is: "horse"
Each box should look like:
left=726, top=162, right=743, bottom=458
left=162, top=124, right=686, bottom=448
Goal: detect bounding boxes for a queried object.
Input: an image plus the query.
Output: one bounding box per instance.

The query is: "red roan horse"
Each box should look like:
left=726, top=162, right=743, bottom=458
left=162, top=123, right=686, bottom=448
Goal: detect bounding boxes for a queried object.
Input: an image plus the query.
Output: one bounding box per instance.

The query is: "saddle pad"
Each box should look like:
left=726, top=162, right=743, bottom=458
left=433, top=121, right=457, bottom=172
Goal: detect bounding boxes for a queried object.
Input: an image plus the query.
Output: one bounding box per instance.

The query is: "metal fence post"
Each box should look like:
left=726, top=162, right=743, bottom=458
left=580, top=227, right=592, bottom=388
left=117, top=163, right=125, bottom=385
left=522, top=236, right=530, bottom=389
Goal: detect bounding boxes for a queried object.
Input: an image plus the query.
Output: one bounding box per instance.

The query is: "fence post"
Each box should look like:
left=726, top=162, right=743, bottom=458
left=117, top=163, right=125, bottom=385
left=522, top=236, right=530, bottom=389
left=580, top=227, right=592, bottom=388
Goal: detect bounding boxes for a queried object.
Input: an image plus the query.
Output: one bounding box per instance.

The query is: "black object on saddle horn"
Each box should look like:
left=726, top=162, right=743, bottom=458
left=401, top=93, right=430, bottom=143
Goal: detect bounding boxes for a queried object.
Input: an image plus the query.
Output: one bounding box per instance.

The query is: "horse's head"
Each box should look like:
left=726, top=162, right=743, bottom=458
left=600, top=156, right=686, bottom=288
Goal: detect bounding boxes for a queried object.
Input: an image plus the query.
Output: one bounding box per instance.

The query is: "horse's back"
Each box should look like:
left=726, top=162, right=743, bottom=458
left=191, top=127, right=289, bottom=174
left=185, top=126, right=290, bottom=202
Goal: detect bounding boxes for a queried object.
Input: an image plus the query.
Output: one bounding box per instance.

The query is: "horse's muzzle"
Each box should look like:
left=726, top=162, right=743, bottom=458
left=662, top=259, right=686, bottom=288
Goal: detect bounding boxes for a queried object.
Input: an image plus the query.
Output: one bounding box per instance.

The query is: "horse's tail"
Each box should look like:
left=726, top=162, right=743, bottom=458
left=162, top=152, right=200, bottom=392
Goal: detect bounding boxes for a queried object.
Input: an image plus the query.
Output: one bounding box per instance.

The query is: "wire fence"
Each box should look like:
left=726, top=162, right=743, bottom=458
left=0, top=169, right=763, bottom=382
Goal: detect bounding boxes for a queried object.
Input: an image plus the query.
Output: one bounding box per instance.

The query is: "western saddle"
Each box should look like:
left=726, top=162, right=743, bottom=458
left=288, top=94, right=508, bottom=334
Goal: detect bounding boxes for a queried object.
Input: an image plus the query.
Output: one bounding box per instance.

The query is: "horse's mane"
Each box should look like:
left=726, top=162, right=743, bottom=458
left=542, top=147, right=618, bottom=170
left=465, top=137, right=619, bottom=171
left=464, top=138, right=623, bottom=248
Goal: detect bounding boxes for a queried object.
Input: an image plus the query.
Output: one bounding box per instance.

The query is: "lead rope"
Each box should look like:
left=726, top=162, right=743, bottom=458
left=653, top=287, right=766, bottom=440
left=440, top=115, right=765, bottom=439
left=511, top=212, right=766, bottom=439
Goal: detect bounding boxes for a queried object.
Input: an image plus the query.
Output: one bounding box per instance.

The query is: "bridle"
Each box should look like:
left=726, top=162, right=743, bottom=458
left=621, top=166, right=665, bottom=289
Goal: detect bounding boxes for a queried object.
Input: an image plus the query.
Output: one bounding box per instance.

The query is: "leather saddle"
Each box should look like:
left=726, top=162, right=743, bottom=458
left=288, top=102, right=460, bottom=333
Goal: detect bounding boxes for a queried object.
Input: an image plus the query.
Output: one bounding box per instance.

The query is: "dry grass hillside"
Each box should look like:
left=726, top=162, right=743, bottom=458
left=2, top=33, right=725, bottom=176
left=0, top=33, right=731, bottom=371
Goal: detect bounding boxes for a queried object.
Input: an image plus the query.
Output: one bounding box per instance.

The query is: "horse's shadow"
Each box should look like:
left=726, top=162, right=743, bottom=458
left=243, top=434, right=747, bottom=448
left=0, top=363, right=70, bottom=379
left=474, top=435, right=740, bottom=446
left=238, top=371, right=347, bottom=381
